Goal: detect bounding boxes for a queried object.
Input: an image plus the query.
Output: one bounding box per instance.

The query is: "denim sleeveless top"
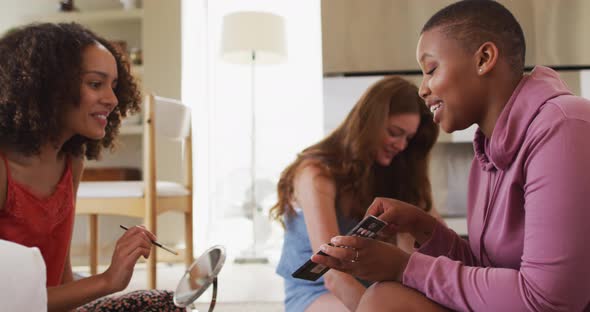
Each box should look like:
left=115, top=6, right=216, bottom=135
left=276, top=208, right=372, bottom=311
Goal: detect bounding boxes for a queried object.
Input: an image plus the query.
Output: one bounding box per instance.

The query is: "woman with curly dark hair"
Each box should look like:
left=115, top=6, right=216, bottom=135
left=271, top=76, right=441, bottom=312
left=0, top=23, right=181, bottom=311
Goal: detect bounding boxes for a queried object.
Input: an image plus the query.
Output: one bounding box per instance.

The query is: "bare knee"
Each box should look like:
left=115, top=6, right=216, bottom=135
left=357, top=282, right=448, bottom=312
left=357, top=282, right=404, bottom=312
left=363, top=283, right=390, bottom=306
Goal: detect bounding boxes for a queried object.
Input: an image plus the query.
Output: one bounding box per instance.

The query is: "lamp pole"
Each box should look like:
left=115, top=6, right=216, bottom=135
left=250, top=49, right=258, bottom=258
left=221, top=11, right=285, bottom=264
left=235, top=50, right=268, bottom=264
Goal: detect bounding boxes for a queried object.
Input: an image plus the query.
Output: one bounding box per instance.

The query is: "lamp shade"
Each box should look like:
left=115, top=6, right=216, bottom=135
left=220, top=11, right=287, bottom=65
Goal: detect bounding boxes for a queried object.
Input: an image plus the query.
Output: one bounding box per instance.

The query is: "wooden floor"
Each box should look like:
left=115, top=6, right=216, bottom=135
left=191, top=302, right=283, bottom=312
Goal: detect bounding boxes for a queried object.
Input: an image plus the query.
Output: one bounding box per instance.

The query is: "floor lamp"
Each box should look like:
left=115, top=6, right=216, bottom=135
left=220, top=11, right=287, bottom=263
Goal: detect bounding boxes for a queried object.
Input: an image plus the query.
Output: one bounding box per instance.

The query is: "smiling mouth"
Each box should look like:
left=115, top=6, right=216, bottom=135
left=91, top=112, right=109, bottom=119
left=430, top=102, right=442, bottom=114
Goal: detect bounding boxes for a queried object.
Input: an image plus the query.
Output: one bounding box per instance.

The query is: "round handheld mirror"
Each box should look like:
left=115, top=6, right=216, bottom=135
left=174, top=245, right=226, bottom=310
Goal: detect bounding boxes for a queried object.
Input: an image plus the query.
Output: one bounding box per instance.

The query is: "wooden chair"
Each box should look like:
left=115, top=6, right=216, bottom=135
left=76, top=94, right=193, bottom=289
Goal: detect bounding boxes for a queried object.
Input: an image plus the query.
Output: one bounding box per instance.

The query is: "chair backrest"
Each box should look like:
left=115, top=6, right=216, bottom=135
left=152, top=95, right=191, bottom=140
left=143, top=94, right=193, bottom=188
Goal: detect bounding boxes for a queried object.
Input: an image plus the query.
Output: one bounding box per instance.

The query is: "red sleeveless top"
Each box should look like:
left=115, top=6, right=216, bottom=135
left=0, top=155, right=75, bottom=287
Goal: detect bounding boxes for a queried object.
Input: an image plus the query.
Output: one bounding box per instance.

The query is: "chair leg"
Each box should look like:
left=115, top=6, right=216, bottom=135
left=89, top=214, right=98, bottom=275
left=185, top=211, right=194, bottom=268
left=146, top=215, right=157, bottom=289
left=147, top=245, right=157, bottom=289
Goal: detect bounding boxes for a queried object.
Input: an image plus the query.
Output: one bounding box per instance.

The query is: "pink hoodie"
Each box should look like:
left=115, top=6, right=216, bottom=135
left=402, top=66, right=590, bottom=311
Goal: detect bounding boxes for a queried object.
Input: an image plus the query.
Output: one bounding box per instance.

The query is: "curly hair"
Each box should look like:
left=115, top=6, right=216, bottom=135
left=270, top=76, right=439, bottom=225
left=0, top=22, right=142, bottom=159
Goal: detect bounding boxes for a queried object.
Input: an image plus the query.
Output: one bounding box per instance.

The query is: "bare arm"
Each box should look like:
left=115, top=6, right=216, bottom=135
left=0, top=151, right=6, bottom=212
left=60, top=249, right=74, bottom=285
left=428, top=205, right=444, bottom=223
left=47, top=224, right=154, bottom=312
left=47, top=274, right=112, bottom=312
left=294, top=164, right=365, bottom=311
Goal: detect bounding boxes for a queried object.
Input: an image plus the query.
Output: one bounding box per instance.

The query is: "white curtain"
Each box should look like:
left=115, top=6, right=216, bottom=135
left=182, top=0, right=324, bottom=258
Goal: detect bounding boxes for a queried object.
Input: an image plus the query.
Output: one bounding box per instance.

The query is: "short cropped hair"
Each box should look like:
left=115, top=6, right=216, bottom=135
left=0, top=23, right=141, bottom=159
left=422, top=0, right=526, bottom=74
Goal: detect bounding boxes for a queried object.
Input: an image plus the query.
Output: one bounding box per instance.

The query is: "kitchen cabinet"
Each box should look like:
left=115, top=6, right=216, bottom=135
left=321, top=0, right=453, bottom=75
left=322, top=0, right=590, bottom=75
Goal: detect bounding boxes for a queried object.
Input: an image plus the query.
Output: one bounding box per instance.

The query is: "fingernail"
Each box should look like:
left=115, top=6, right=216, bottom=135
left=320, top=244, right=328, bottom=251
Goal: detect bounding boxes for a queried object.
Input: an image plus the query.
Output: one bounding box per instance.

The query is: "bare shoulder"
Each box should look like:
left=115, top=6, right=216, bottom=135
left=70, top=155, right=85, bottom=188
left=0, top=151, right=6, bottom=212
left=293, top=160, right=336, bottom=198
left=428, top=205, right=445, bottom=224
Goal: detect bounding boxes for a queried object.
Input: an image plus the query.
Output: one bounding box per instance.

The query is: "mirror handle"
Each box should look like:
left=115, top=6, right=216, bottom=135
left=207, top=277, right=218, bottom=312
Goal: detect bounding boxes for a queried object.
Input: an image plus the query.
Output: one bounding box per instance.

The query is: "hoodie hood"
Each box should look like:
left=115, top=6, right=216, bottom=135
left=474, top=66, right=572, bottom=171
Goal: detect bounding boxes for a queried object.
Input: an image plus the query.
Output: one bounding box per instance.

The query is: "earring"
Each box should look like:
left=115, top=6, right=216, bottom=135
left=479, top=68, right=484, bottom=73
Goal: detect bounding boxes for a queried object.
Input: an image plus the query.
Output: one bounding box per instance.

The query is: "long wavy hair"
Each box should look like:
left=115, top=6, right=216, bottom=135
left=0, top=22, right=141, bottom=159
left=270, top=76, right=438, bottom=225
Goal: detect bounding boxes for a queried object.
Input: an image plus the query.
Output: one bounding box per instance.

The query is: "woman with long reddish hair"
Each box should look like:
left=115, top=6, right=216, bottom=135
left=271, top=76, right=440, bottom=312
